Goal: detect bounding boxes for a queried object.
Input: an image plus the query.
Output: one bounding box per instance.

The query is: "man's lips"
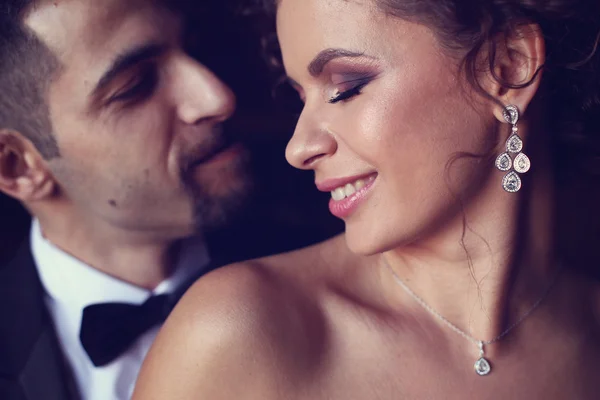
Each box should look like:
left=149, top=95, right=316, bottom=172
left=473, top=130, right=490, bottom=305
left=185, top=139, right=238, bottom=169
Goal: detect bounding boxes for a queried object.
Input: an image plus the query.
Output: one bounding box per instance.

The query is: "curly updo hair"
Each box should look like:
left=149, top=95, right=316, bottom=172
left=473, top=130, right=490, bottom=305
left=244, top=0, right=600, bottom=182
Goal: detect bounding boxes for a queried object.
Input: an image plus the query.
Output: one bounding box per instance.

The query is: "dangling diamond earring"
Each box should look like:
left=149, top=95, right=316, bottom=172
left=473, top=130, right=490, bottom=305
left=495, top=104, right=531, bottom=192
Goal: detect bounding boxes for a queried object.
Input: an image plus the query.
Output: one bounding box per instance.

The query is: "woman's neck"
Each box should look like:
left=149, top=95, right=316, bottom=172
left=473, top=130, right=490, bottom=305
left=379, top=155, right=559, bottom=348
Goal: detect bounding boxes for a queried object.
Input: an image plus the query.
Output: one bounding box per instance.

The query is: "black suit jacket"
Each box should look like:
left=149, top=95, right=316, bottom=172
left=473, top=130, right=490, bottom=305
left=0, top=242, right=80, bottom=400
left=0, top=237, right=223, bottom=400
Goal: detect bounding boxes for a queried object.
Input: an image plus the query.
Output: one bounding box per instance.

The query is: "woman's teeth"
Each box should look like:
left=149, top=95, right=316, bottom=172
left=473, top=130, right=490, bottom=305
left=331, top=178, right=367, bottom=201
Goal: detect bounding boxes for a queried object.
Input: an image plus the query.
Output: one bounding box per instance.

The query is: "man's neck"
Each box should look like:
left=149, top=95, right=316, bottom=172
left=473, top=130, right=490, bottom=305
left=36, top=217, right=182, bottom=290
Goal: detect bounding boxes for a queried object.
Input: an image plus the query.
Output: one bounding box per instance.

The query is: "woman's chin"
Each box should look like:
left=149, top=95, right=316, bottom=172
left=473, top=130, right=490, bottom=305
left=344, top=230, right=395, bottom=257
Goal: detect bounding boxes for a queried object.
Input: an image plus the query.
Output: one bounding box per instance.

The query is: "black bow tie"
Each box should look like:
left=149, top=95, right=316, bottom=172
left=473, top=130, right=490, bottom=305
left=79, top=294, right=176, bottom=367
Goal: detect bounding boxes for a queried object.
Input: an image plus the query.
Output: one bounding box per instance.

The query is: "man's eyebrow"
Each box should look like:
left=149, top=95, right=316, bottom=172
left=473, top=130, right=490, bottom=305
left=92, top=42, right=167, bottom=96
left=307, top=48, right=370, bottom=77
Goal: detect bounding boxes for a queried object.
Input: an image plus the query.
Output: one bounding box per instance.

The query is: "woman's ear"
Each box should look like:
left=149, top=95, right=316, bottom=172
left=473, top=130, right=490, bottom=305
left=0, top=130, right=56, bottom=202
left=481, top=24, right=546, bottom=122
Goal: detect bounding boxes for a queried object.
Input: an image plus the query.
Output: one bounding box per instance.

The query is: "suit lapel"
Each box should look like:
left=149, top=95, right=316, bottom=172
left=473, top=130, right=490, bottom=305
left=0, top=241, right=79, bottom=400
left=19, top=329, right=80, bottom=400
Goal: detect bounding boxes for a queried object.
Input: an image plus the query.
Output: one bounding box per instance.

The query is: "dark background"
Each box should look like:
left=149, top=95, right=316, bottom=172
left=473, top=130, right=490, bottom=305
left=0, top=1, right=344, bottom=266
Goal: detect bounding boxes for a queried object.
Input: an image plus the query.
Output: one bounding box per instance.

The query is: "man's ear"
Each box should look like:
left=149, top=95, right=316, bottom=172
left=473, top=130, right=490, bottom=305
left=480, top=23, right=546, bottom=122
left=0, top=129, right=56, bottom=202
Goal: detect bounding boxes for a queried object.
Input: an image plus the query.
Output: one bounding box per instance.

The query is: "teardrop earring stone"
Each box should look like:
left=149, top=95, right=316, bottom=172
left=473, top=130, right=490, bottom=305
left=506, top=134, right=524, bottom=153
left=495, top=153, right=512, bottom=172
left=502, top=105, right=520, bottom=125
left=514, top=152, right=531, bottom=174
left=502, top=171, right=522, bottom=193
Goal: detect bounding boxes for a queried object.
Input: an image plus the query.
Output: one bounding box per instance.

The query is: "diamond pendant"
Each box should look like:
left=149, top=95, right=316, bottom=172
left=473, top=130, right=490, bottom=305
left=474, top=341, right=492, bottom=376
left=474, top=357, right=491, bottom=376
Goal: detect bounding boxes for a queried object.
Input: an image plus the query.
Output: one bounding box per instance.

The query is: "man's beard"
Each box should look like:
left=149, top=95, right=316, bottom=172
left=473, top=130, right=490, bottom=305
left=188, top=158, right=252, bottom=232
left=179, top=126, right=253, bottom=233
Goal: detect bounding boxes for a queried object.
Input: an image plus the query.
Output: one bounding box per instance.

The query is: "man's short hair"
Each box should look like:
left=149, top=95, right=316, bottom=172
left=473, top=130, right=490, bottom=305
left=0, top=0, right=61, bottom=159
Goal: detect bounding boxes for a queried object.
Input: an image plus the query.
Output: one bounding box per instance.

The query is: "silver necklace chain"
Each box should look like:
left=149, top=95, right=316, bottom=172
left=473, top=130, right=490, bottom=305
left=383, top=259, right=562, bottom=376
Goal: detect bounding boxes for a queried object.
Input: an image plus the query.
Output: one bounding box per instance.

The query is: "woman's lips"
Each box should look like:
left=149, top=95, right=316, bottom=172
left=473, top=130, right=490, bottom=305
left=317, top=173, right=377, bottom=219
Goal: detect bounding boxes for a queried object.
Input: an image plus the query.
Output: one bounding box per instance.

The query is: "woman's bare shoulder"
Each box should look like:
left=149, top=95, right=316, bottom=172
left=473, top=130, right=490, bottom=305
left=172, top=233, right=347, bottom=336
left=133, top=235, right=346, bottom=399
left=256, top=233, right=350, bottom=272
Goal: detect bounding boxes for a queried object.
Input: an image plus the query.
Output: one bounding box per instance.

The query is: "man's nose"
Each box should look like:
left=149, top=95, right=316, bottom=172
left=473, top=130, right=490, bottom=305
left=170, top=55, right=236, bottom=125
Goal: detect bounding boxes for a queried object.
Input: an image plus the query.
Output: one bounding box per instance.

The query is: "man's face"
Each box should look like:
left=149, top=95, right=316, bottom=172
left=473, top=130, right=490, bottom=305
left=25, top=0, right=250, bottom=237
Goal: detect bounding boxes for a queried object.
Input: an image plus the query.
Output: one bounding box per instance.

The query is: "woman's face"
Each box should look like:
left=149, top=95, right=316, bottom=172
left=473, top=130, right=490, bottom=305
left=278, top=0, right=500, bottom=255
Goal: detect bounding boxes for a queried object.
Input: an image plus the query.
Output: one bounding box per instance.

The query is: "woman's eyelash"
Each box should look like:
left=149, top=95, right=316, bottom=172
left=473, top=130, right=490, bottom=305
left=328, top=81, right=369, bottom=104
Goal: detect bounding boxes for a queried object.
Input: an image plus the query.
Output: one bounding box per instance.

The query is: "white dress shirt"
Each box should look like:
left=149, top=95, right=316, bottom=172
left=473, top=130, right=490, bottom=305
left=31, top=220, right=210, bottom=400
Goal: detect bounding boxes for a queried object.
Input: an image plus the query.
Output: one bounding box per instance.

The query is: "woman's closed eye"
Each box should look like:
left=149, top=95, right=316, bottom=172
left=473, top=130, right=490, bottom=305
left=328, top=78, right=371, bottom=104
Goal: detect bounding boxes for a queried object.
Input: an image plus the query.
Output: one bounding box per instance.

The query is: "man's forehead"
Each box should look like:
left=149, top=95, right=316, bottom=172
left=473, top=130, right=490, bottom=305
left=24, top=0, right=173, bottom=61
